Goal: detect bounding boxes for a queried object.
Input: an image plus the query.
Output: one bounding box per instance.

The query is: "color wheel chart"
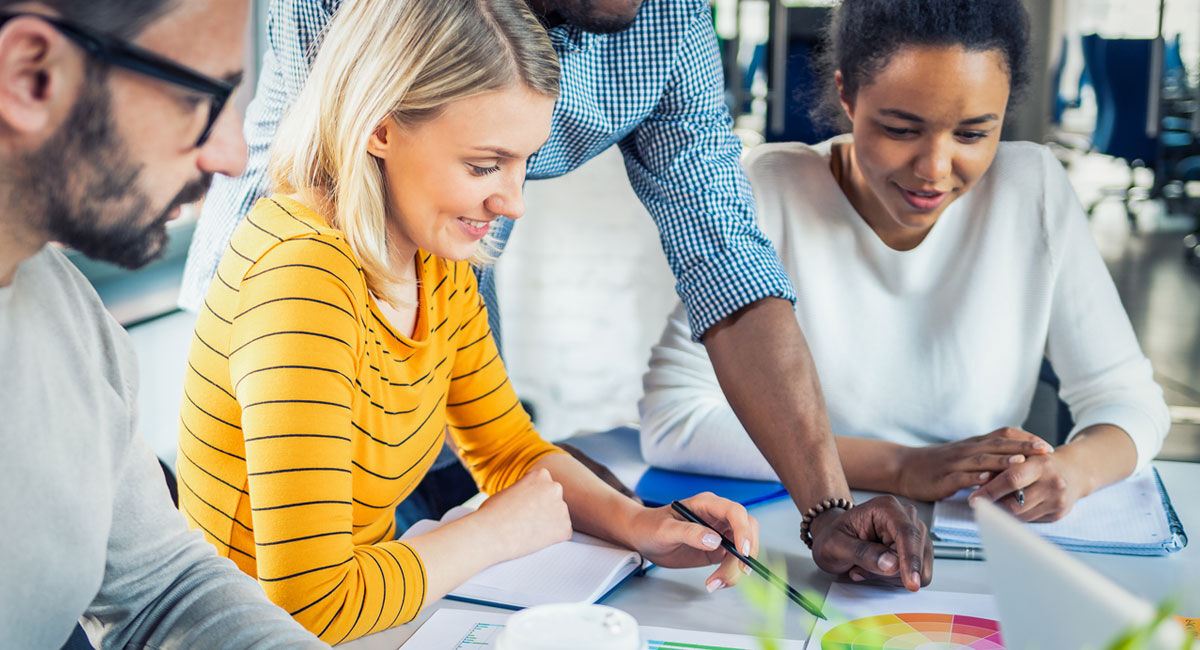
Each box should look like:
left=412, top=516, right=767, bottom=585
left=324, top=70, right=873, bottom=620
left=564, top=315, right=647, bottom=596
left=820, top=612, right=1004, bottom=649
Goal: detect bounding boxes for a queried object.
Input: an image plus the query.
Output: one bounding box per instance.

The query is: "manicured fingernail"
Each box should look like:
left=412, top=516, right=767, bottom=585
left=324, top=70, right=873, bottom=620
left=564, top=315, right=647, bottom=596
left=1008, top=454, right=1024, bottom=464
left=707, top=578, right=725, bottom=592
left=1034, top=442, right=1052, bottom=452
left=702, top=533, right=720, bottom=549
left=742, top=562, right=752, bottom=575
left=850, top=572, right=865, bottom=582
left=911, top=572, right=921, bottom=585
left=979, top=472, right=990, bottom=481
left=878, top=552, right=898, bottom=572
left=741, top=540, right=751, bottom=555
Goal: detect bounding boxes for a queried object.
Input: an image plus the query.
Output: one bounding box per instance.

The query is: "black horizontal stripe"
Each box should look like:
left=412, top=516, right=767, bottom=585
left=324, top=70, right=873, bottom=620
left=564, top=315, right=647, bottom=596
left=258, top=557, right=351, bottom=582
left=236, top=296, right=355, bottom=321
left=454, top=400, right=519, bottom=429
left=445, top=378, right=506, bottom=407
left=244, top=432, right=352, bottom=444
left=193, top=331, right=228, bottom=360
left=242, top=398, right=351, bottom=411
left=359, top=552, right=388, bottom=640
left=457, top=332, right=489, bottom=351
left=235, top=364, right=352, bottom=394
left=245, top=213, right=284, bottom=242
left=230, top=330, right=351, bottom=357
left=268, top=198, right=320, bottom=234
left=176, top=473, right=253, bottom=533
left=450, top=352, right=498, bottom=380
left=177, top=447, right=248, bottom=495
left=352, top=379, right=420, bottom=415
left=289, top=574, right=347, bottom=617
left=180, top=419, right=245, bottom=461
left=244, top=263, right=354, bottom=296
left=183, top=388, right=242, bottom=431
left=247, top=466, right=352, bottom=477
left=334, top=554, right=375, bottom=644
left=251, top=499, right=351, bottom=512
left=204, top=297, right=232, bottom=325
left=188, top=361, right=235, bottom=401
left=369, top=308, right=404, bottom=342
left=293, top=235, right=363, bottom=272
left=353, top=495, right=400, bottom=510
left=256, top=530, right=352, bottom=546
left=229, top=242, right=255, bottom=264
left=215, top=268, right=237, bottom=291
left=179, top=500, right=256, bottom=560
left=358, top=435, right=442, bottom=484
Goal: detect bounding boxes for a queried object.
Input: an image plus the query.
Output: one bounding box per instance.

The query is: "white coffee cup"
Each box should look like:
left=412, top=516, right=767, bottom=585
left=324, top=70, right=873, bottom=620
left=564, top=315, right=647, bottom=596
left=495, top=603, right=646, bottom=650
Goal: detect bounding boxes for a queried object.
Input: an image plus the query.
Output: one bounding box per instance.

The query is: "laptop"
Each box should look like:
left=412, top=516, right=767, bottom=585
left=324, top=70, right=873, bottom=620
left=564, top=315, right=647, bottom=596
left=973, top=498, right=1189, bottom=649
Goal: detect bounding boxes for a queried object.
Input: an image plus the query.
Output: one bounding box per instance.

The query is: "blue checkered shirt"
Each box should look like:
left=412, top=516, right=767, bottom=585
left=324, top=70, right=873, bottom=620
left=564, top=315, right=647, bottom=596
left=180, top=0, right=795, bottom=340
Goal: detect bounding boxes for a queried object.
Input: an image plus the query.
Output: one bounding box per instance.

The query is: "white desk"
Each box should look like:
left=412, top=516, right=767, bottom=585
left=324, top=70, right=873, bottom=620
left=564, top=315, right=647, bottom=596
left=341, top=427, right=1200, bottom=648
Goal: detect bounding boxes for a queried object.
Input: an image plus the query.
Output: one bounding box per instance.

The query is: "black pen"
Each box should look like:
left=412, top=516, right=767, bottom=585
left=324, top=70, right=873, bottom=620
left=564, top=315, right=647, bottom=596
left=670, top=500, right=826, bottom=620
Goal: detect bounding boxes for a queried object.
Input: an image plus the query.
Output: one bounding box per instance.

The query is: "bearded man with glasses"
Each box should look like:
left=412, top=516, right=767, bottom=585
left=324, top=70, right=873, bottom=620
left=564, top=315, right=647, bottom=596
left=0, top=1, right=325, bottom=647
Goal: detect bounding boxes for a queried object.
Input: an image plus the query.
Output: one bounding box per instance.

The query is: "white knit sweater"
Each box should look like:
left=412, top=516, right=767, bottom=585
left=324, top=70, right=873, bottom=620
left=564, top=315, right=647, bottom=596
left=638, top=138, right=1168, bottom=481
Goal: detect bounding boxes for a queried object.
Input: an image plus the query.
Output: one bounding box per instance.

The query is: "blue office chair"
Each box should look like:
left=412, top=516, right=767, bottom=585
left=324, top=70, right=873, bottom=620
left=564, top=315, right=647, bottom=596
left=1082, top=35, right=1194, bottom=228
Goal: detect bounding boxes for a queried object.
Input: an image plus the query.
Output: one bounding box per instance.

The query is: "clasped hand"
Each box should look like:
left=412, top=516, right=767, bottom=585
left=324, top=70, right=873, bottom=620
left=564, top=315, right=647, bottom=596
left=896, top=427, right=1083, bottom=522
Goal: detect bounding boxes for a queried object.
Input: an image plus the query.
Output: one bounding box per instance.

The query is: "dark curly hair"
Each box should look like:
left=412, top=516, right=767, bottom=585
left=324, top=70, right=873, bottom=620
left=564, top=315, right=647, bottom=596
left=812, top=0, right=1031, bottom=131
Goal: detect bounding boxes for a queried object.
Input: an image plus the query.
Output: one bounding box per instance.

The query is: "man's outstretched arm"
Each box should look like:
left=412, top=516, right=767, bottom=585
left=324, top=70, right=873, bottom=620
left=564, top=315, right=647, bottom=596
left=703, top=298, right=932, bottom=591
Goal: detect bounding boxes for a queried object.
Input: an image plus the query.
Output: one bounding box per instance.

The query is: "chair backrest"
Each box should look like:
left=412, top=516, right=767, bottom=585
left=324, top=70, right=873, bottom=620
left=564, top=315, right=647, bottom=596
left=1085, top=35, right=1159, bottom=165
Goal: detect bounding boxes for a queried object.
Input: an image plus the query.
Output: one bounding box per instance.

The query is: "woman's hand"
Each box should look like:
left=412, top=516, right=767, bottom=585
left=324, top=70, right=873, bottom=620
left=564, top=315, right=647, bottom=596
left=970, top=424, right=1138, bottom=522
left=626, top=492, right=759, bottom=593
left=474, top=468, right=573, bottom=560
left=969, top=450, right=1085, bottom=522
left=894, top=427, right=1053, bottom=501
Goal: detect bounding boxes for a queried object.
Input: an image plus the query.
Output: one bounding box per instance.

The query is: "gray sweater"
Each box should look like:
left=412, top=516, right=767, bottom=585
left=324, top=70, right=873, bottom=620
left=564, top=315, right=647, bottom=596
left=0, top=246, right=325, bottom=649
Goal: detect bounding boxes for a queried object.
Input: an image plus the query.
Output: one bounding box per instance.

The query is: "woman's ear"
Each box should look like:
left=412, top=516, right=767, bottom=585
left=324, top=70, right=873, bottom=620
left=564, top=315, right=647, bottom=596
left=366, top=117, right=392, bottom=160
left=834, top=70, right=855, bottom=123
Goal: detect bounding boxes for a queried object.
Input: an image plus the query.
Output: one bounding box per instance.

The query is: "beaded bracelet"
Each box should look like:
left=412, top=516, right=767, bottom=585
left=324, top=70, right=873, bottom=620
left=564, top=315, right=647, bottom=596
left=799, top=497, right=855, bottom=549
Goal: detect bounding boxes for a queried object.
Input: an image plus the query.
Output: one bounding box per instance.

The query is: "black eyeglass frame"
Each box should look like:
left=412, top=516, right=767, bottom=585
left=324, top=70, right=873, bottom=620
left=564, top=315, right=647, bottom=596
left=0, top=12, right=236, bottom=148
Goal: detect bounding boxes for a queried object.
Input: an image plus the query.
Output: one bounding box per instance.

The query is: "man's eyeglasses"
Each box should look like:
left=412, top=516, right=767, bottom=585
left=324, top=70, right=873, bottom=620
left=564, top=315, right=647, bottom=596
left=0, top=12, right=236, bottom=148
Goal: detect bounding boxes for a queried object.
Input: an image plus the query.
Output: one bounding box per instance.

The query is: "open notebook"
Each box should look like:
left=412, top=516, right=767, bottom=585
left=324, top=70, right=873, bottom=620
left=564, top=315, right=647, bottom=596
left=933, top=468, right=1187, bottom=556
left=400, top=505, right=644, bottom=609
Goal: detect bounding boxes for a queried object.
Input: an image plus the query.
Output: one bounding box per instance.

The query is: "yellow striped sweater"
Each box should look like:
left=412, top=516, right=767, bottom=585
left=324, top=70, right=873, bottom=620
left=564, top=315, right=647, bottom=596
left=177, top=195, right=561, bottom=643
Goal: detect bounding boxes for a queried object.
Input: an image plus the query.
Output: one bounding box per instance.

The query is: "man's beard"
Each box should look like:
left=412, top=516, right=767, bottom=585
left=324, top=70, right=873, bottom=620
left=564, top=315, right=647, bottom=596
left=16, top=67, right=211, bottom=270
left=553, top=0, right=641, bottom=34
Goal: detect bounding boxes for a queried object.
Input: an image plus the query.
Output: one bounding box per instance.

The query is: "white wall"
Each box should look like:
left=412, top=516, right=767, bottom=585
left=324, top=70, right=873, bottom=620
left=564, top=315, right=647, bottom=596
left=495, top=148, right=678, bottom=441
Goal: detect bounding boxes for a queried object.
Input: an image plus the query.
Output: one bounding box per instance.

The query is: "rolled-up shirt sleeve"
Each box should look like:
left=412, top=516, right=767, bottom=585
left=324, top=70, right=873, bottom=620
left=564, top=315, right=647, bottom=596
left=617, top=3, right=794, bottom=340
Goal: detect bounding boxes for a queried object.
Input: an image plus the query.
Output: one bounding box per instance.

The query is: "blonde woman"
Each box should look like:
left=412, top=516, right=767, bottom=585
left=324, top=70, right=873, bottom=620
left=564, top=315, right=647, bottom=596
left=176, top=0, right=757, bottom=642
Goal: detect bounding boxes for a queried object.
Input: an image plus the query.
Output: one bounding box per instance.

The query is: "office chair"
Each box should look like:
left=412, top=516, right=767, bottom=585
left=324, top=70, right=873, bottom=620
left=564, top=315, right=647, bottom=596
left=1082, top=36, right=1194, bottom=229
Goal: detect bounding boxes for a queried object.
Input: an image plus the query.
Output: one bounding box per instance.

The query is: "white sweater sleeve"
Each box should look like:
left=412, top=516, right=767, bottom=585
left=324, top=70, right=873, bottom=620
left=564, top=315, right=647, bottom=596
left=1039, top=151, right=1169, bottom=472
left=638, top=302, right=780, bottom=481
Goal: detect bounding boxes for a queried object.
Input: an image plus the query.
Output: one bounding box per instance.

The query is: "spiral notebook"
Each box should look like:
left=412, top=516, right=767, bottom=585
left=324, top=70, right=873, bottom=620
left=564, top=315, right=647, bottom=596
left=400, top=505, right=644, bottom=609
left=932, top=468, right=1187, bottom=556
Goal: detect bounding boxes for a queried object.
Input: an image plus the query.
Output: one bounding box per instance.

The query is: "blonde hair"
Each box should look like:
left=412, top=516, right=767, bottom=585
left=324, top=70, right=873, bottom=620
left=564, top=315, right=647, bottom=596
left=269, top=0, right=560, bottom=305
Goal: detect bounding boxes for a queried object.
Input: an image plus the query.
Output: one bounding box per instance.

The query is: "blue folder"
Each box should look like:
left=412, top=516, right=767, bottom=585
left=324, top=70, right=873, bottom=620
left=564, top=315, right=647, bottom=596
left=634, top=467, right=789, bottom=508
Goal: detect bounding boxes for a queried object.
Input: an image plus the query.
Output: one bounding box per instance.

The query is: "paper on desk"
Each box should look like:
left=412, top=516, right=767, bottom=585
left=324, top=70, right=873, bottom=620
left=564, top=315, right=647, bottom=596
left=809, top=584, right=1004, bottom=649
left=402, top=506, right=642, bottom=608
left=933, top=469, right=1181, bottom=553
left=400, top=607, right=807, bottom=649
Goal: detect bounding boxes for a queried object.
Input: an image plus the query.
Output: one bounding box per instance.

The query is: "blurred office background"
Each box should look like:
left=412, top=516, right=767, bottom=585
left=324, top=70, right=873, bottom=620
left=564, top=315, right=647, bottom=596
left=73, top=0, right=1200, bottom=470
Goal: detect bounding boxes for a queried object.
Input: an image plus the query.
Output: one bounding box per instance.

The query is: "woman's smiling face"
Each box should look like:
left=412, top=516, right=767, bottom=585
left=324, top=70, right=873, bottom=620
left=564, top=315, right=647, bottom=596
left=838, top=45, right=1011, bottom=250
left=368, top=83, right=555, bottom=264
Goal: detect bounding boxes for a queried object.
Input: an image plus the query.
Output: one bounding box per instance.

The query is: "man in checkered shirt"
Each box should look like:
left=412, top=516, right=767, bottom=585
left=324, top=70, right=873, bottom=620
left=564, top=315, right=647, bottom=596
left=180, top=0, right=933, bottom=588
